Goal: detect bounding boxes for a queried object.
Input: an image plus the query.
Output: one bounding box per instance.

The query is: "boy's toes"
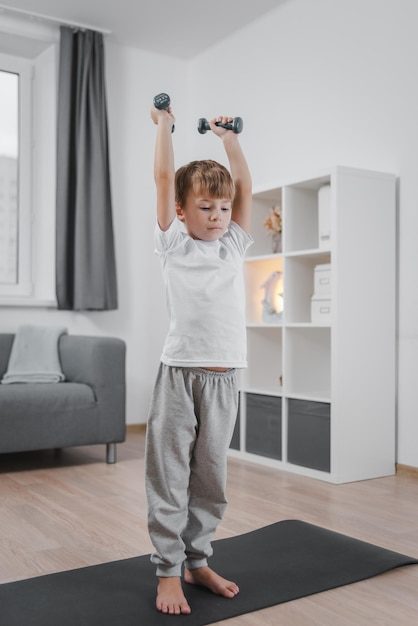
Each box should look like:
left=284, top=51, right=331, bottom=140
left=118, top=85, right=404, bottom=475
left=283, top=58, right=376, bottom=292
left=157, top=600, right=191, bottom=615
left=228, top=582, right=240, bottom=596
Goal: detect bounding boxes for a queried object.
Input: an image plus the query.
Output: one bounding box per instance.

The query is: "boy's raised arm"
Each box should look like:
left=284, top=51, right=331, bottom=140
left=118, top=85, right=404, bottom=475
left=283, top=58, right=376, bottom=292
left=210, top=117, right=252, bottom=235
left=151, top=106, right=176, bottom=231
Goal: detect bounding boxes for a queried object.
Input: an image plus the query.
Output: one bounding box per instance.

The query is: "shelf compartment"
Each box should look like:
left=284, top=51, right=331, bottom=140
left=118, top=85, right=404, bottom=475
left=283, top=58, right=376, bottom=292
left=245, top=393, right=282, bottom=460
left=285, top=326, right=330, bottom=397
left=283, top=177, right=331, bottom=253
left=287, top=398, right=330, bottom=472
left=243, top=326, right=283, bottom=393
left=250, top=189, right=282, bottom=256
left=245, top=257, right=283, bottom=325
left=285, top=254, right=330, bottom=324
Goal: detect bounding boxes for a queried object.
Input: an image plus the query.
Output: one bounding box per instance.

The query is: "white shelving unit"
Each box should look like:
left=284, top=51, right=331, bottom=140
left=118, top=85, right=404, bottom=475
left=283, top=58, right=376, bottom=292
left=230, top=166, right=397, bottom=484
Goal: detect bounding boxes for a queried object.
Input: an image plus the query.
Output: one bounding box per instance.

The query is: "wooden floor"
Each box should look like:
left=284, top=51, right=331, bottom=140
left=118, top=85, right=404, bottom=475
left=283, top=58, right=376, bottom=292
left=0, top=429, right=417, bottom=625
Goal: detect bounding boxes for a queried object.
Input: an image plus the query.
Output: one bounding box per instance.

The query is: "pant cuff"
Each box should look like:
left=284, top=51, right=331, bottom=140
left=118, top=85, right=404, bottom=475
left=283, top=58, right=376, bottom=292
left=156, top=563, right=183, bottom=577
left=184, top=557, right=208, bottom=570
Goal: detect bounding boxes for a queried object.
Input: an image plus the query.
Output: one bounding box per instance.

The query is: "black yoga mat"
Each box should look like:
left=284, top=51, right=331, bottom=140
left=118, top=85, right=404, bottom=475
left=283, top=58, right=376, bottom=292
left=1, top=520, right=417, bottom=626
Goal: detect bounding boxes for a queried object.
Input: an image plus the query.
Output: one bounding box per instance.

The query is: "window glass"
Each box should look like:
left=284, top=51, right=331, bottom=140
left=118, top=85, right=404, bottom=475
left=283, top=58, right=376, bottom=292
left=0, top=70, right=19, bottom=285
left=0, top=32, right=57, bottom=303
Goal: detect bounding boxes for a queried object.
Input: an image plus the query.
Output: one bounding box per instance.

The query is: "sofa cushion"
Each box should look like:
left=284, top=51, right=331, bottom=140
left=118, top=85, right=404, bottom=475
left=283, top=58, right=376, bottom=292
left=0, top=382, right=96, bottom=417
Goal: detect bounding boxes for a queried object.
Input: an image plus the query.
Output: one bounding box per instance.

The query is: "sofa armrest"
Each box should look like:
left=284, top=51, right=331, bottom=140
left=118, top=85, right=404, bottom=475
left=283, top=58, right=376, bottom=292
left=59, top=335, right=126, bottom=439
left=0, top=334, right=14, bottom=378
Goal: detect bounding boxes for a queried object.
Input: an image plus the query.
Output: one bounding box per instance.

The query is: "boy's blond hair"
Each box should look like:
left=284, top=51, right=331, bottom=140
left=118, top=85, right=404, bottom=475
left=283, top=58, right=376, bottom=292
left=175, top=160, right=235, bottom=207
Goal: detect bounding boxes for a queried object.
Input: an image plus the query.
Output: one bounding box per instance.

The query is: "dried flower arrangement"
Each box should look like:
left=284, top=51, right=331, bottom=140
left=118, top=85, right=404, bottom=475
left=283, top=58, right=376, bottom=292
left=264, top=206, right=282, bottom=235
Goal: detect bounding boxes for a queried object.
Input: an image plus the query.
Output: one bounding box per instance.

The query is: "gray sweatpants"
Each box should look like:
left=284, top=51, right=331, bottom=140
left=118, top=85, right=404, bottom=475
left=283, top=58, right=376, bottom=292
left=145, top=363, right=238, bottom=577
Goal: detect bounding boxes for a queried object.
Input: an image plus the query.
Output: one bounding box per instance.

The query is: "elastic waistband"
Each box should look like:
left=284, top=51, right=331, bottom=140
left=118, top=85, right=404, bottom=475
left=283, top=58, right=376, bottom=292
left=162, top=363, right=236, bottom=378
left=193, top=367, right=235, bottom=378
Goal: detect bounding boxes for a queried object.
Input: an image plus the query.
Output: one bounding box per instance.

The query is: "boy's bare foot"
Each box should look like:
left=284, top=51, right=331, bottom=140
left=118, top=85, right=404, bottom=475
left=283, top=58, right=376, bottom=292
left=184, top=566, right=239, bottom=598
left=156, top=576, right=191, bottom=615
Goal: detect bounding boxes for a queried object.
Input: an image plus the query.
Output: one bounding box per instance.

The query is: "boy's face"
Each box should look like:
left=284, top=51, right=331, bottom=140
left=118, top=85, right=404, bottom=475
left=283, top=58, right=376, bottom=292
left=176, top=192, right=232, bottom=241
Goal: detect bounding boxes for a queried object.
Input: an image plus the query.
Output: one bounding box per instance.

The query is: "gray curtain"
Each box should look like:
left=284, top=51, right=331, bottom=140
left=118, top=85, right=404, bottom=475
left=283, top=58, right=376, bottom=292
left=56, top=26, right=118, bottom=310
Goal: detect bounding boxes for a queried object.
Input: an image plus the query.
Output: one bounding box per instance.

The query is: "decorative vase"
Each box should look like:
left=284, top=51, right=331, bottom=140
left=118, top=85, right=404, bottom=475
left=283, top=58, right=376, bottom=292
left=271, top=232, right=282, bottom=253
left=262, top=300, right=283, bottom=324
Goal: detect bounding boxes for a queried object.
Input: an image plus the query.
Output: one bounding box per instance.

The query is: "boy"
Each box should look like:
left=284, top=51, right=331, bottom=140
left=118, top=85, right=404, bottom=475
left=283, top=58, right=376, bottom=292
left=146, top=100, right=252, bottom=615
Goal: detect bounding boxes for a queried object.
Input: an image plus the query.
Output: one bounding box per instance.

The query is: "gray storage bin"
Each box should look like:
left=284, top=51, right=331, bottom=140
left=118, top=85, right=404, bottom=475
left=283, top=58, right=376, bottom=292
left=287, top=399, right=330, bottom=472
left=246, top=393, right=282, bottom=460
left=229, top=395, right=241, bottom=450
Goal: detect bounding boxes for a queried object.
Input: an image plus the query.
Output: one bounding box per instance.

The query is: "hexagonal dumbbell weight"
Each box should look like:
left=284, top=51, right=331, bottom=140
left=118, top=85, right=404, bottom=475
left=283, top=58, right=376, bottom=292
left=153, top=92, right=175, bottom=133
left=197, top=117, right=243, bottom=134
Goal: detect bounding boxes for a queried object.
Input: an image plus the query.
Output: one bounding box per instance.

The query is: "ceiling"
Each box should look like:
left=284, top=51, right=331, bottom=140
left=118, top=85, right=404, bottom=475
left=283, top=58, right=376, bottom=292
left=0, top=0, right=285, bottom=59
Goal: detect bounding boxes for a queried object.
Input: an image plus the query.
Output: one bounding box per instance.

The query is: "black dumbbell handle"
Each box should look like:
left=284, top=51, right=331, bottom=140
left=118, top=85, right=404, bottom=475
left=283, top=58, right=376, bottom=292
left=197, top=117, right=243, bottom=134
left=153, top=93, right=175, bottom=133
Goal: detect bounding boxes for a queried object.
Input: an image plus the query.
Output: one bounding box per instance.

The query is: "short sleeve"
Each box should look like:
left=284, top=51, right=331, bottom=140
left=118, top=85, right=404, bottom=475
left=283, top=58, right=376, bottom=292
left=223, top=221, right=254, bottom=257
left=154, top=218, right=185, bottom=255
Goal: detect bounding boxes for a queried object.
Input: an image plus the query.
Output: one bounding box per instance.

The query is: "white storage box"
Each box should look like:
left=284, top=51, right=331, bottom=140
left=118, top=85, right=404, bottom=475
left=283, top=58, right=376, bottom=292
left=311, top=295, right=331, bottom=325
left=318, top=185, right=331, bottom=249
left=314, top=263, right=331, bottom=295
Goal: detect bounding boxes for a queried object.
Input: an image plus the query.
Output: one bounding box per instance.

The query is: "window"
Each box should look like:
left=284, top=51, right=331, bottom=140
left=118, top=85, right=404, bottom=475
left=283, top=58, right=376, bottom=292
left=0, top=20, right=58, bottom=306
left=0, top=53, right=32, bottom=296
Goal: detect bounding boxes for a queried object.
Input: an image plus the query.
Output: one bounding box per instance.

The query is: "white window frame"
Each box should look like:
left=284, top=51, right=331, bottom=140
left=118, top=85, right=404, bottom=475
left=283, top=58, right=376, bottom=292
left=0, top=15, right=59, bottom=308
left=0, top=52, right=32, bottom=297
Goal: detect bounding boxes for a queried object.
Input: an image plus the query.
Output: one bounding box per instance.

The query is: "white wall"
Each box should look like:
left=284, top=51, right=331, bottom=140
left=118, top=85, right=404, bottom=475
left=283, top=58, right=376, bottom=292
left=1, top=0, right=417, bottom=466
left=185, top=0, right=417, bottom=466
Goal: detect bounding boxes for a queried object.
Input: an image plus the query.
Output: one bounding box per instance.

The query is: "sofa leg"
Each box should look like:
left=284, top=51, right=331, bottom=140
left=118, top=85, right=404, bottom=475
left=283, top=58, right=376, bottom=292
left=106, top=443, right=116, bottom=464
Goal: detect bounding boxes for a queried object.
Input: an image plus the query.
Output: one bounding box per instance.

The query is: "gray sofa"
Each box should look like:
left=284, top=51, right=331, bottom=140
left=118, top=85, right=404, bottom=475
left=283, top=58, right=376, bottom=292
left=0, top=334, right=126, bottom=463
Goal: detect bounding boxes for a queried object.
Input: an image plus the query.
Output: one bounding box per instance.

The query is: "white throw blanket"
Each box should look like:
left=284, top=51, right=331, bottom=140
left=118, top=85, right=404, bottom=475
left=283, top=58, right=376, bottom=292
left=1, top=325, right=67, bottom=384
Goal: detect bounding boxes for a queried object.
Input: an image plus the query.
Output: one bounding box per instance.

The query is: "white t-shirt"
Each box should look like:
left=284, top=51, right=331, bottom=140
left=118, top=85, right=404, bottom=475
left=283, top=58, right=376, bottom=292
left=155, top=218, right=253, bottom=368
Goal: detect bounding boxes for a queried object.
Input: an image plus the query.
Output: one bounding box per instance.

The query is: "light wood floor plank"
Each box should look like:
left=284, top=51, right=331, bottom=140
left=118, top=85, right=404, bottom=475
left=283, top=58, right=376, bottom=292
left=0, top=430, right=417, bottom=624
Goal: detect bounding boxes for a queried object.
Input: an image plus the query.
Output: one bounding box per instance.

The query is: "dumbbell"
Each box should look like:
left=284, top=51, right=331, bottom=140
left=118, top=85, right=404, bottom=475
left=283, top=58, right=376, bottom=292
left=197, top=117, right=243, bottom=135
left=153, top=92, right=175, bottom=132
